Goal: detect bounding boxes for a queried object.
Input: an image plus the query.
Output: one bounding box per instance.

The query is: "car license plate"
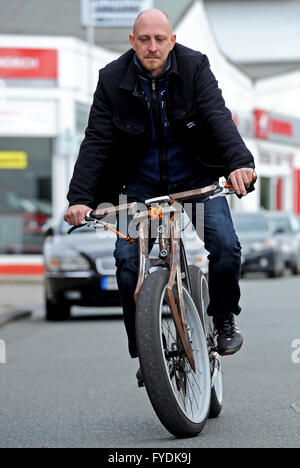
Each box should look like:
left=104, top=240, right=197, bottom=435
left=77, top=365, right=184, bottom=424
left=101, top=276, right=118, bottom=290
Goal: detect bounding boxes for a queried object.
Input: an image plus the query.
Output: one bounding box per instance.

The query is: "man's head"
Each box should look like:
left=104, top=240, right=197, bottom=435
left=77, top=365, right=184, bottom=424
left=129, top=9, right=176, bottom=77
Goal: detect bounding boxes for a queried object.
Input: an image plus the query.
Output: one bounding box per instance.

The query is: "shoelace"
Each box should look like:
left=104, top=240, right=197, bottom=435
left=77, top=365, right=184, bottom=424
left=215, top=315, right=237, bottom=338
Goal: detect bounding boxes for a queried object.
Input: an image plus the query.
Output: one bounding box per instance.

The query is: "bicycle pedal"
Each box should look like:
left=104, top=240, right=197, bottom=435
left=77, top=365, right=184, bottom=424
left=136, top=368, right=146, bottom=388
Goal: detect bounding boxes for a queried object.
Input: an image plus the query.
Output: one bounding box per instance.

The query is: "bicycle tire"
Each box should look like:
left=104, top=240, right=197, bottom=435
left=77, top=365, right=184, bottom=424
left=188, top=265, right=223, bottom=418
left=135, top=269, right=211, bottom=438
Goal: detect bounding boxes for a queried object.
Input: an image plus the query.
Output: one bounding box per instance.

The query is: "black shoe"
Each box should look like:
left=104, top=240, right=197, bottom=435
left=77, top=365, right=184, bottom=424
left=213, top=314, right=243, bottom=356
left=136, top=367, right=146, bottom=388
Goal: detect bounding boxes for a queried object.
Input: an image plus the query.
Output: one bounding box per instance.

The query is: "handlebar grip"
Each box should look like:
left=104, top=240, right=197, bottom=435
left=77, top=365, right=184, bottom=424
left=68, top=210, right=94, bottom=235
left=225, top=171, right=257, bottom=198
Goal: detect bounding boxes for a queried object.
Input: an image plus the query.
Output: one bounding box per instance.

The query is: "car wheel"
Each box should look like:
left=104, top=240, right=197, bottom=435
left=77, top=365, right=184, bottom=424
left=268, top=256, right=284, bottom=278
left=45, top=298, right=71, bottom=321
left=291, top=256, right=300, bottom=275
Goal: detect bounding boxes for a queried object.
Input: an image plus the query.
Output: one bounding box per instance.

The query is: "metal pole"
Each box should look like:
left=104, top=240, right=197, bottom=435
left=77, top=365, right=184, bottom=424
left=86, top=0, right=95, bottom=97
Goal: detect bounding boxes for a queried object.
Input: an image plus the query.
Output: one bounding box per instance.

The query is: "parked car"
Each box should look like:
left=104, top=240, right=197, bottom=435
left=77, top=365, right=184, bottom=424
left=43, top=212, right=209, bottom=321
left=0, top=191, right=51, bottom=254
left=266, top=211, right=300, bottom=275
left=43, top=216, right=120, bottom=321
left=231, top=211, right=285, bottom=278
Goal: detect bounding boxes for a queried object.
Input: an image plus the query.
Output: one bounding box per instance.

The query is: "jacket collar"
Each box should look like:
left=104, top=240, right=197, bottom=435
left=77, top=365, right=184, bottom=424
left=119, top=47, right=180, bottom=92
left=134, top=54, right=171, bottom=80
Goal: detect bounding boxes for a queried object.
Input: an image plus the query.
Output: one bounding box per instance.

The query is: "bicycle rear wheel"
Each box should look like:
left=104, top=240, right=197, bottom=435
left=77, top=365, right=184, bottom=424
left=135, top=269, right=211, bottom=438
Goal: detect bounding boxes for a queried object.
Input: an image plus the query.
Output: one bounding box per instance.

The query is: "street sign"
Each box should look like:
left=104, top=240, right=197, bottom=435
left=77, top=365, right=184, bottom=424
left=0, top=151, right=27, bottom=169
left=81, top=0, right=153, bottom=27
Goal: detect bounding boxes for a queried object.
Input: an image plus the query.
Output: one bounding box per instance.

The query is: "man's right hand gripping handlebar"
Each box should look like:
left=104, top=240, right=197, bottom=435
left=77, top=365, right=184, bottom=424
left=64, top=204, right=92, bottom=227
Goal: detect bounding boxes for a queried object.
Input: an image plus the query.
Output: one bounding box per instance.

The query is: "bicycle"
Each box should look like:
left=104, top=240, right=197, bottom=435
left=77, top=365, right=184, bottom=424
left=68, top=173, right=256, bottom=438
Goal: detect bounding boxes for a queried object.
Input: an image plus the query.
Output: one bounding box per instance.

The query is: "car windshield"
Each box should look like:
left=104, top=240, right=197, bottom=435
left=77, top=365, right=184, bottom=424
left=268, top=216, right=292, bottom=233
left=232, top=214, right=269, bottom=233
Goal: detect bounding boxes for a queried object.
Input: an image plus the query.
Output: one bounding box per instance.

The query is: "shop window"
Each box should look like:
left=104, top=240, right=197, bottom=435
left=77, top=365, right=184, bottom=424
left=0, top=138, right=52, bottom=255
left=260, top=177, right=271, bottom=210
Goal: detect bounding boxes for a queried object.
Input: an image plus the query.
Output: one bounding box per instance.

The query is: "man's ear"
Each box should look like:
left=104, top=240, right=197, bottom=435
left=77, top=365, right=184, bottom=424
left=170, top=34, right=176, bottom=50
left=129, top=34, right=135, bottom=49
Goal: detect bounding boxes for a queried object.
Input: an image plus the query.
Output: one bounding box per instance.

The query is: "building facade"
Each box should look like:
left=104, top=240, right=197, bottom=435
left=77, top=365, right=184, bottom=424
left=0, top=35, right=117, bottom=273
left=0, top=0, right=299, bottom=274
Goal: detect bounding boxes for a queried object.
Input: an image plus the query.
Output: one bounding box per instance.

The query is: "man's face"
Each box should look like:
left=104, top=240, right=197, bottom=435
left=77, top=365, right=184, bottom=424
left=129, top=12, right=176, bottom=77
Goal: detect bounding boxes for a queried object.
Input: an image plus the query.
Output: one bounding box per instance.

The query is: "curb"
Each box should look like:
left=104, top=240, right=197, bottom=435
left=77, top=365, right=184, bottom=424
left=0, top=276, right=43, bottom=284
left=0, top=309, right=32, bottom=329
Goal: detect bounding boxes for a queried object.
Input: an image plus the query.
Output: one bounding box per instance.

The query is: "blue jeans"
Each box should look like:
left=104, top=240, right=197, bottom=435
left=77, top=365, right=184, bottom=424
left=113, top=177, right=242, bottom=358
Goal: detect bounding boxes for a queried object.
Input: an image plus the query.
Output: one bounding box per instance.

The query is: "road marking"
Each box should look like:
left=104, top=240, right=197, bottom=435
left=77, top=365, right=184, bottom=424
left=290, top=403, right=300, bottom=413
left=0, top=339, right=6, bottom=363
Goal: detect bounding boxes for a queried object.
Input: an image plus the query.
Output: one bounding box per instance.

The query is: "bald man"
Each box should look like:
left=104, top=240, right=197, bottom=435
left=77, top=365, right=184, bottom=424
left=66, top=9, right=255, bottom=380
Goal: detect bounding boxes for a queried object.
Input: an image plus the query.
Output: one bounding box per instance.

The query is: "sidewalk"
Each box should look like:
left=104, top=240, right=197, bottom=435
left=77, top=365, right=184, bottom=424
left=0, top=277, right=43, bottom=328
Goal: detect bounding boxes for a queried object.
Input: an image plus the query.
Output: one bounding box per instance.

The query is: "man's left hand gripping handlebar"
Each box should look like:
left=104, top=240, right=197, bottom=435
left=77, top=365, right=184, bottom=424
left=226, top=168, right=256, bottom=197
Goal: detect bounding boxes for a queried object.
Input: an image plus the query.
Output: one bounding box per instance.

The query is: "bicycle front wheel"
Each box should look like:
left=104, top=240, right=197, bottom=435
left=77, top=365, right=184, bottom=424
left=135, top=270, right=211, bottom=438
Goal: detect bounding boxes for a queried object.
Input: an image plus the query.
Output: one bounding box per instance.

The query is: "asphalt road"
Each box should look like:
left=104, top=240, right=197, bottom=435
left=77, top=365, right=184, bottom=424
left=0, top=274, right=300, bottom=448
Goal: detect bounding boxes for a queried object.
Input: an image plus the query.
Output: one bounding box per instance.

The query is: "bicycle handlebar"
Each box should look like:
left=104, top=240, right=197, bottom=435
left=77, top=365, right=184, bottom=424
left=67, top=172, right=257, bottom=234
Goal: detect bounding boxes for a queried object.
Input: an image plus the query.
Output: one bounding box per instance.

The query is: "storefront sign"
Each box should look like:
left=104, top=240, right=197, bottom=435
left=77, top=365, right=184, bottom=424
left=294, top=169, right=300, bottom=215
left=254, top=109, right=300, bottom=145
left=0, top=151, right=27, bottom=169
left=81, top=0, right=153, bottom=27
left=0, top=48, right=57, bottom=79
left=0, top=101, right=57, bottom=136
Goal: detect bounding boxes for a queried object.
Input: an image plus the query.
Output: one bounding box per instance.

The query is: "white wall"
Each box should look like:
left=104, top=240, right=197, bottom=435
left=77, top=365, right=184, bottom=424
left=255, top=69, right=300, bottom=119
left=175, top=1, right=254, bottom=115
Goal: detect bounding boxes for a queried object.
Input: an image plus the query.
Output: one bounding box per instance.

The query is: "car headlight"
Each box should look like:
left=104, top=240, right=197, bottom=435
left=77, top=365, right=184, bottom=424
left=281, top=240, right=297, bottom=252
left=46, top=255, right=90, bottom=271
left=252, top=239, right=275, bottom=251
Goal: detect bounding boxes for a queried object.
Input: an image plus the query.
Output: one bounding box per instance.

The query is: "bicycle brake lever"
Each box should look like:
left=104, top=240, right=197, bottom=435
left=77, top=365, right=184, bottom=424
left=84, top=210, right=93, bottom=222
left=67, top=224, right=86, bottom=234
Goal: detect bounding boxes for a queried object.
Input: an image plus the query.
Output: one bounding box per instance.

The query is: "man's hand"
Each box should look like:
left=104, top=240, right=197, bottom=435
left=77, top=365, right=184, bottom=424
left=228, top=168, right=254, bottom=197
left=64, top=205, right=92, bottom=226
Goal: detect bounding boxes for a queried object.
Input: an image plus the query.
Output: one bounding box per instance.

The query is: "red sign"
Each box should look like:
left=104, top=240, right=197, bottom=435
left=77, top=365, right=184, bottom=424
left=294, top=169, right=300, bottom=215
left=254, top=109, right=294, bottom=140
left=0, top=48, right=57, bottom=79
left=276, top=177, right=282, bottom=211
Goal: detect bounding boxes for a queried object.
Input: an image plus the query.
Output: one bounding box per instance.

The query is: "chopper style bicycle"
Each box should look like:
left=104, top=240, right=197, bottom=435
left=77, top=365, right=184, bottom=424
left=69, top=173, right=256, bottom=438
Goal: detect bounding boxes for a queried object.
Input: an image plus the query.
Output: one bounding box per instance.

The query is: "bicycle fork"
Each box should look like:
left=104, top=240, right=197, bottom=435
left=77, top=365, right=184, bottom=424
left=166, top=210, right=196, bottom=373
left=133, top=203, right=196, bottom=373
